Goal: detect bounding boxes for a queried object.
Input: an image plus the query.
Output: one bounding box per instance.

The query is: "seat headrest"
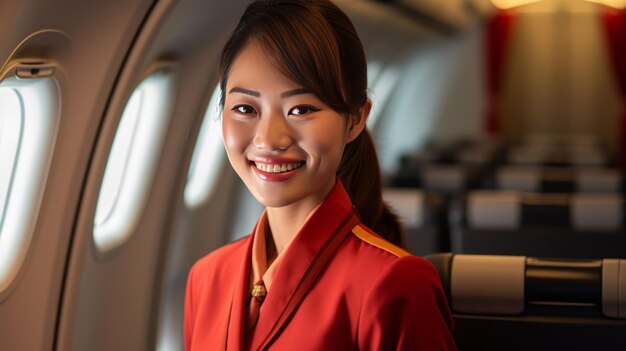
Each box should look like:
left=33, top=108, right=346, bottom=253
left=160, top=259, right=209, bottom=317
left=383, top=189, right=425, bottom=229
left=469, top=191, right=623, bottom=231
left=523, top=134, right=599, bottom=148
left=602, top=259, right=626, bottom=319
left=437, top=253, right=626, bottom=319
left=508, top=147, right=547, bottom=165
left=576, top=168, right=622, bottom=193
left=570, top=149, right=607, bottom=167
left=468, top=191, right=521, bottom=230
left=451, top=254, right=526, bottom=315
left=455, top=144, right=496, bottom=165
left=571, top=194, right=623, bottom=231
left=496, top=166, right=541, bottom=192
left=422, top=165, right=466, bottom=192
left=508, top=144, right=607, bottom=166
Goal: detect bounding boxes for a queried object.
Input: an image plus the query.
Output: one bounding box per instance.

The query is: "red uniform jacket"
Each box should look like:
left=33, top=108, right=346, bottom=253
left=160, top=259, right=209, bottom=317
left=184, top=182, right=456, bottom=350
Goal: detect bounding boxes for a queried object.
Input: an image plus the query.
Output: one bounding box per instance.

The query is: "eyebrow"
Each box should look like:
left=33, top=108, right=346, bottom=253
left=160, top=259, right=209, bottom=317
left=228, top=87, right=313, bottom=98
left=280, top=88, right=313, bottom=98
left=228, top=87, right=260, bottom=97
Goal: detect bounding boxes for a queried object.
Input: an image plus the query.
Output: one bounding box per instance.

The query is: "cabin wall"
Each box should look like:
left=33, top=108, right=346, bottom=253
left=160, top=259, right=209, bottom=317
left=0, top=1, right=153, bottom=350
left=374, top=20, right=487, bottom=175
left=503, top=1, right=621, bottom=152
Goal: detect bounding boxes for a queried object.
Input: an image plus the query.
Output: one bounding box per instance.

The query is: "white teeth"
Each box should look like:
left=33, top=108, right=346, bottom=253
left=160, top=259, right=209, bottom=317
left=254, top=161, right=303, bottom=173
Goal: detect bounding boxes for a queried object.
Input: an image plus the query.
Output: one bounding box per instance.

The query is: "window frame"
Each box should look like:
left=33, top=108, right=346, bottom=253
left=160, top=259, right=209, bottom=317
left=0, top=61, right=61, bottom=297
left=92, top=63, right=178, bottom=254
left=183, top=84, right=226, bottom=209
left=0, top=87, right=23, bottom=231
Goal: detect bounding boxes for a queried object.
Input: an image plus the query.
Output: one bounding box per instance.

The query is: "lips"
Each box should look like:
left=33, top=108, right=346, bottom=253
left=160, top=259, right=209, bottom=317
left=250, top=158, right=305, bottom=181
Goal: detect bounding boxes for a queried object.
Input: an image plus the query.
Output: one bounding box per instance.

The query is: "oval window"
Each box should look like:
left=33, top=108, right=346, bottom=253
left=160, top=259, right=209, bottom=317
left=0, top=75, right=60, bottom=294
left=183, top=85, right=225, bottom=208
left=93, top=71, right=175, bottom=253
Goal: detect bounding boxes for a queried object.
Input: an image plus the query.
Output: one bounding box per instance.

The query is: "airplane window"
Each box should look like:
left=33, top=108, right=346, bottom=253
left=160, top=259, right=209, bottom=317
left=367, top=61, right=382, bottom=86
left=183, top=85, right=225, bottom=208
left=368, top=66, right=400, bottom=128
left=490, top=0, right=544, bottom=9
left=0, top=76, right=60, bottom=294
left=93, top=71, right=175, bottom=253
left=0, top=88, right=21, bottom=229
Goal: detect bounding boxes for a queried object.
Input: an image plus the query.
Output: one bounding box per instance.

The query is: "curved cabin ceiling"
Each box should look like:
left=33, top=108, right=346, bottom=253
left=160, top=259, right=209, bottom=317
left=490, top=0, right=626, bottom=10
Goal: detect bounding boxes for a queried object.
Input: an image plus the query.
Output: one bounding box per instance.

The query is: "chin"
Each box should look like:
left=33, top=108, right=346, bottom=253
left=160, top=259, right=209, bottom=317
left=254, top=194, right=298, bottom=209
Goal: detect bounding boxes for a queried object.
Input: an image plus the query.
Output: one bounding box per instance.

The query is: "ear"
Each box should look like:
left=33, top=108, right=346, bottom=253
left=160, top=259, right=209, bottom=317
left=345, top=98, right=371, bottom=144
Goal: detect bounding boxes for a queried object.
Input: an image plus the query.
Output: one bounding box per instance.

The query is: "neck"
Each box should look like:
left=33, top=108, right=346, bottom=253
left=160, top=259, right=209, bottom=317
left=265, top=203, right=318, bottom=258
left=264, top=180, right=337, bottom=258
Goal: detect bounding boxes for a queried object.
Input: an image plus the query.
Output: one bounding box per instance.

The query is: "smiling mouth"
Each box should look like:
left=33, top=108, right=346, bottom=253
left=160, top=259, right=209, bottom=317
left=253, top=161, right=305, bottom=173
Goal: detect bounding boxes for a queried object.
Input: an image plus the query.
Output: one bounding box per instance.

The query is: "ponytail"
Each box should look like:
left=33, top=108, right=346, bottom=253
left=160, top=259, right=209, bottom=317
left=338, top=129, right=406, bottom=248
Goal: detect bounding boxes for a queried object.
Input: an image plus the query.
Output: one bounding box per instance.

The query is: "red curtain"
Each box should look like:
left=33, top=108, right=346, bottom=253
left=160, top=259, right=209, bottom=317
left=485, top=10, right=516, bottom=137
left=600, top=7, right=626, bottom=168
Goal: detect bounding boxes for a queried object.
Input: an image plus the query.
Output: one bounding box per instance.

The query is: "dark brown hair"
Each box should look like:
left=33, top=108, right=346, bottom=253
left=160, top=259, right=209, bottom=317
left=218, top=0, right=405, bottom=247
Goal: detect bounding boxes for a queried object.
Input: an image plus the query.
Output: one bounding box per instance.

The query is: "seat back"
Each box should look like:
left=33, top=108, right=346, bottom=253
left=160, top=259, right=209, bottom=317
left=495, top=166, right=623, bottom=193
left=383, top=188, right=448, bottom=255
left=449, top=191, right=626, bottom=258
left=426, top=253, right=626, bottom=350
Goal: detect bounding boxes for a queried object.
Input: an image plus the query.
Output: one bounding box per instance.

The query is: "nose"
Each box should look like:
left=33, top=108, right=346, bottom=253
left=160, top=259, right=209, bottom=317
left=253, top=111, right=293, bottom=151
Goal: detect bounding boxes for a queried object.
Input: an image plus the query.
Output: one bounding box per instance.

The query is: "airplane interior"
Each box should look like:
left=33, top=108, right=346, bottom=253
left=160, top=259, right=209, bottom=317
left=1, top=0, right=626, bottom=350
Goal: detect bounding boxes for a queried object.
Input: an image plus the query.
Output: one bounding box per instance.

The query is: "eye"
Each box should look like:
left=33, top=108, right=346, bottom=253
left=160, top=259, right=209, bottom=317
left=232, top=104, right=256, bottom=115
left=289, top=105, right=320, bottom=116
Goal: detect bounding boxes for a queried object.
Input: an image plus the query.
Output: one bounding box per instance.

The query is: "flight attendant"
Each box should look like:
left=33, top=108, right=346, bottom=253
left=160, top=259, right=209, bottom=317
left=184, top=1, right=456, bottom=350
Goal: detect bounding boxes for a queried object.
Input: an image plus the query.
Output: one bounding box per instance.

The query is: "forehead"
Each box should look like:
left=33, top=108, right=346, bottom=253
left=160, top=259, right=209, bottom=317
left=226, top=41, right=300, bottom=91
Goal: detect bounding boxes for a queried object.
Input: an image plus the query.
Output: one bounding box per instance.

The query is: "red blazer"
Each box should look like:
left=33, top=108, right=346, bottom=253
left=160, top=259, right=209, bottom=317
left=185, top=182, right=456, bottom=350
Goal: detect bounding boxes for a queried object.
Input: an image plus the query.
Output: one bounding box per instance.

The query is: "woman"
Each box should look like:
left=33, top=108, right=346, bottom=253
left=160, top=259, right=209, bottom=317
left=184, top=1, right=456, bottom=350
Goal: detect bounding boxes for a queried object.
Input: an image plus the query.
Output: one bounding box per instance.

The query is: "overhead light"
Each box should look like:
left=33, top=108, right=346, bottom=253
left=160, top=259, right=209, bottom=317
left=584, top=0, right=626, bottom=9
left=490, top=0, right=543, bottom=9
left=491, top=0, right=626, bottom=10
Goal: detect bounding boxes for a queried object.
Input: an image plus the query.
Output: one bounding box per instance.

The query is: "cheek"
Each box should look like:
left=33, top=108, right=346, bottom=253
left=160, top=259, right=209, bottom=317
left=222, top=118, right=252, bottom=156
left=301, top=126, right=347, bottom=164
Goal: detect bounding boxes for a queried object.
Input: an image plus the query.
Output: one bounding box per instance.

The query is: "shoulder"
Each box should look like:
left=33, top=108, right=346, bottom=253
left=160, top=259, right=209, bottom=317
left=345, top=223, right=441, bottom=295
left=352, top=226, right=456, bottom=349
left=188, top=236, right=250, bottom=283
left=369, top=254, right=443, bottom=299
left=348, top=223, right=450, bottom=320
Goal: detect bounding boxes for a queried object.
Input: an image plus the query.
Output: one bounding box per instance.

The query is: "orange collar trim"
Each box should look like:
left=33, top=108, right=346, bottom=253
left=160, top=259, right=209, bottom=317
left=351, top=224, right=411, bottom=258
